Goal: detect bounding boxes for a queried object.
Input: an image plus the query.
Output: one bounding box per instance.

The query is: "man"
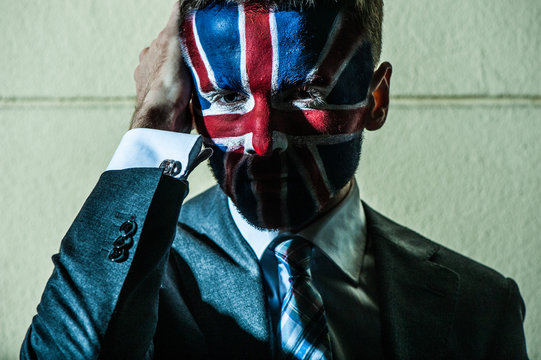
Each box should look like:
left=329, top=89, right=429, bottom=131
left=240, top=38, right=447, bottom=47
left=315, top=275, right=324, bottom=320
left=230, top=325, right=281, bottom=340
left=22, top=0, right=528, bottom=359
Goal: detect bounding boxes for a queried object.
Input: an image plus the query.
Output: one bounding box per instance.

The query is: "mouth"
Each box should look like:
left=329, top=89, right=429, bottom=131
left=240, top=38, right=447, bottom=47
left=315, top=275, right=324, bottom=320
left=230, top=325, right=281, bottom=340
left=248, top=177, right=285, bottom=194
left=247, top=173, right=289, bottom=181
left=245, top=158, right=303, bottom=183
left=245, top=154, right=286, bottom=182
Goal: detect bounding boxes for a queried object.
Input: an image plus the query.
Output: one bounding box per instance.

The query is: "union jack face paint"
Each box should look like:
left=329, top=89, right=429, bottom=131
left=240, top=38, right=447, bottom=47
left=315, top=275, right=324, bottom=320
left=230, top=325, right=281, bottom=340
left=180, top=3, right=374, bottom=229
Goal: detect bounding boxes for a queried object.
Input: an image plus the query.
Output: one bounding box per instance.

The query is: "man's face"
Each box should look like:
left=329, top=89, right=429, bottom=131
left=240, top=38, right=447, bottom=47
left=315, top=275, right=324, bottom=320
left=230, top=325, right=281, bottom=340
left=181, top=3, right=374, bottom=230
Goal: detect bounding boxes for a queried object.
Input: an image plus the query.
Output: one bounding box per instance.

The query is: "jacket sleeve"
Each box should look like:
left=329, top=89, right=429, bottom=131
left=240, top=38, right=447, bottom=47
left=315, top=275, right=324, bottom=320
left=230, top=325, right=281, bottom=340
left=487, top=278, right=529, bottom=360
left=20, top=168, right=188, bottom=359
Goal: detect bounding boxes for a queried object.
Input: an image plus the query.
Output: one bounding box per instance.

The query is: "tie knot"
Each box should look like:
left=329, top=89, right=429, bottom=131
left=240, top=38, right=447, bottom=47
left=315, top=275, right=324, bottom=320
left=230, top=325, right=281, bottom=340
left=274, top=237, right=313, bottom=277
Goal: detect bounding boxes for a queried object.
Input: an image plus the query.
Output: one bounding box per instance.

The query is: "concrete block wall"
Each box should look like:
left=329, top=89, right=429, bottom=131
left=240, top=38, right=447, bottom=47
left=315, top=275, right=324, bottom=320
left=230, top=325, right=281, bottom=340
left=1, top=0, right=539, bottom=357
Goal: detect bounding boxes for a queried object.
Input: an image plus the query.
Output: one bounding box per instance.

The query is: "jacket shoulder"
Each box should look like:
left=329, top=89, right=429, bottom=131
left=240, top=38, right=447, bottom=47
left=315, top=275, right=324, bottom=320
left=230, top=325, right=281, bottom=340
left=363, top=201, right=511, bottom=289
left=364, top=203, right=528, bottom=358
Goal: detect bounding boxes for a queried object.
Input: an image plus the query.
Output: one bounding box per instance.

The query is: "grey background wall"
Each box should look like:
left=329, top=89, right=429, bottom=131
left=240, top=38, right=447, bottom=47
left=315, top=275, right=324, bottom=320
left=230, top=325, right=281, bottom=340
left=1, top=0, right=539, bottom=358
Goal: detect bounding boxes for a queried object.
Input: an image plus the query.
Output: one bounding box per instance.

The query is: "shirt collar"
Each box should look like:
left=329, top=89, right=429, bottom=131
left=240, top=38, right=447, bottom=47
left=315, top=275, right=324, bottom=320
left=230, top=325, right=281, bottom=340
left=228, top=180, right=367, bottom=283
left=297, top=180, right=366, bottom=282
left=228, top=197, right=280, bottom=259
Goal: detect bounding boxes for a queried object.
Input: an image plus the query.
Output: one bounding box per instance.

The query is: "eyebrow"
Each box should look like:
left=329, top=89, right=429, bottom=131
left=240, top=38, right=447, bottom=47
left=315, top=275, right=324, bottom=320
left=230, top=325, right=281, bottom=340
left=213, top=77, right=246, bottom=92
left=274, top=75, right=330, bottom=92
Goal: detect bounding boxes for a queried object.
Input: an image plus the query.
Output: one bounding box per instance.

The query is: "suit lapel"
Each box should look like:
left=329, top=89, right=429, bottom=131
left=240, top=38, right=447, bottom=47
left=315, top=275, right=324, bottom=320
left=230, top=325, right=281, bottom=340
left=364, top=204, right=460, bottom=360
left=176, top=186, right=272, bottom=356
left=181, top=186, right=261, bottom=273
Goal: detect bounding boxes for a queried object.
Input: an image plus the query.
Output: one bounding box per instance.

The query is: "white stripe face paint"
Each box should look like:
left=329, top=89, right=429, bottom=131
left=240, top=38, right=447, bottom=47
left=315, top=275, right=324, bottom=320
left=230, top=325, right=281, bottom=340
left=306, top=10, right=344, bottom=81
left=306, top=143, right=332, bottom=194
left=210, top=130, right=361, bottom=152
left=286, top=145, right=324, bottom=210
left=192, top=12, right=218, bottom=89
left=238, top=4, right=250, bottom=95
left=269, top=10, right=280, bottom=93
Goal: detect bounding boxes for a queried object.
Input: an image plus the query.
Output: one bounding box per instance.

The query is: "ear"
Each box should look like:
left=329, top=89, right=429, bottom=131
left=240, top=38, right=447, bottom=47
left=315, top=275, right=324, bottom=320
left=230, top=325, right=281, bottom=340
left=365, top=61, right=392, bottom=131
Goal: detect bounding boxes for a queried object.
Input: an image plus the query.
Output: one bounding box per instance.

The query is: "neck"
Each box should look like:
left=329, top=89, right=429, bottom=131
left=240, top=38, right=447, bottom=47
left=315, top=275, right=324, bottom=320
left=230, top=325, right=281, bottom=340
left=282, top=179, right=354, bottom=233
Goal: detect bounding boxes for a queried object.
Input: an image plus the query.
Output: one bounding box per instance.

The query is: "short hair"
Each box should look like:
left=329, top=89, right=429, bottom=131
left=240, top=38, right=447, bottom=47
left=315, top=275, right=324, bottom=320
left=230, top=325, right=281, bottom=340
left=178, top=0, right=384, bottom=66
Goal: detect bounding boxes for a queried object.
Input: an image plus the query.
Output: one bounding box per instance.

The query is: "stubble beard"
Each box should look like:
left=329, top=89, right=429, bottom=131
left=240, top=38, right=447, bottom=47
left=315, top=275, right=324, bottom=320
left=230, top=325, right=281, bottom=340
left=207, top=133, right=363, bottom=231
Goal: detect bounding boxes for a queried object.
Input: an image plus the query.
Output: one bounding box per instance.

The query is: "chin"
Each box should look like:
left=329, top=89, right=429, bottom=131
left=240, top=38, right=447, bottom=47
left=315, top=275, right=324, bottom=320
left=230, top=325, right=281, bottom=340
left=232, top=181, right=322, bottom=231
left=207, top=140, right=362, bottom=230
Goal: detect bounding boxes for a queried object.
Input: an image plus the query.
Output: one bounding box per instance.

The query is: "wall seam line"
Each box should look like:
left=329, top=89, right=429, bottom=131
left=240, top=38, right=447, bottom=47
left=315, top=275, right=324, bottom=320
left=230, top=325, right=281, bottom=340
left=0, top=95, right=540, bottom=107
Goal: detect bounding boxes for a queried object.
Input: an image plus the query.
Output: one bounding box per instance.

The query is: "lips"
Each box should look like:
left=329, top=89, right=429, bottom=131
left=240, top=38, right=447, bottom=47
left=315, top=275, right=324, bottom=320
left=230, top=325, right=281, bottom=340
left=247, top=165, right=301, bottom=182
left=250, top=179, right=284, bottom=194
left=247, top=173, right=289, bottom=181
left=247, top=170, right=292, bottom=191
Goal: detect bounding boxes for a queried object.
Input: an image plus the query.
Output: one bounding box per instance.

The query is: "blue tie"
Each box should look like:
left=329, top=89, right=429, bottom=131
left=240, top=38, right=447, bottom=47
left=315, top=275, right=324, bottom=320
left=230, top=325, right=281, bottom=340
left=274, top=237, right=332, bottom=360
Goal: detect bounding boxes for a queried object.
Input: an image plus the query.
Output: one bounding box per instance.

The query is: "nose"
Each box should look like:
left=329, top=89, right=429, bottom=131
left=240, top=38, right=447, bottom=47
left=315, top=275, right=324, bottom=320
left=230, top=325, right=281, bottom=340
left=244, top=97, right=288, bottom=156
left=244, top=131, right=288, bottom=155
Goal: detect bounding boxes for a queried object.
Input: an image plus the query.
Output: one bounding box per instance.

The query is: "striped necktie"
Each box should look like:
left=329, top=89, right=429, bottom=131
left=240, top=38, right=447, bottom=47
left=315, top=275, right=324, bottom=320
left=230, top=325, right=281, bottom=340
left=274, top=237, right=332, bottom=360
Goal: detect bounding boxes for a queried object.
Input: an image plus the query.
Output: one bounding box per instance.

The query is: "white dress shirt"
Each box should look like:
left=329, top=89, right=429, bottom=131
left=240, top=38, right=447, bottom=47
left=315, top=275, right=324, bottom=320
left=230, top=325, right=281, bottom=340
left=106, top=128, right=203, bottom=178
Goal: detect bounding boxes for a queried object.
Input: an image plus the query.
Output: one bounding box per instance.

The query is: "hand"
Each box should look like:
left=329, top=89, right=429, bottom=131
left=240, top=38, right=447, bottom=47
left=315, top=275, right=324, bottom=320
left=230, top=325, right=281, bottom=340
left=131, top=2, right=192, bottom=133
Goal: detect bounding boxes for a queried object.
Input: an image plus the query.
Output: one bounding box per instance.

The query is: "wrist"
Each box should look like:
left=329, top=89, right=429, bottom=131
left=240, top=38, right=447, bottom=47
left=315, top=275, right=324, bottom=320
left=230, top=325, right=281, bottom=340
left=131, top=102, right=176, bottom=130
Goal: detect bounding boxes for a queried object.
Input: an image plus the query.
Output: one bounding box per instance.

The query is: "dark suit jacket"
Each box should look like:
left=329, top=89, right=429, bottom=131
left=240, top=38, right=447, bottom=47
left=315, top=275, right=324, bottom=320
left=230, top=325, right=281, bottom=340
left=21, top=169, right=528, bottom=359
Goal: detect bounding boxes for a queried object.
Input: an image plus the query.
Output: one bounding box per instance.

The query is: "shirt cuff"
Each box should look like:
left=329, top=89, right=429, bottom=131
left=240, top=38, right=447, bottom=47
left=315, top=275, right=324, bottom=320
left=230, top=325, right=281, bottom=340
left=106, top=128, right=203, bottom=178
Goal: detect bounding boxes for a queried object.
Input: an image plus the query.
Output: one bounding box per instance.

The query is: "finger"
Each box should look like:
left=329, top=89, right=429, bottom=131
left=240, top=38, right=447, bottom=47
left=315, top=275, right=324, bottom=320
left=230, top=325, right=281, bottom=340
left=176, top=58, right=192, bottom=91
left=139, top=47, right=149, bottom=62
left=163, top=1, right=180, bottom=37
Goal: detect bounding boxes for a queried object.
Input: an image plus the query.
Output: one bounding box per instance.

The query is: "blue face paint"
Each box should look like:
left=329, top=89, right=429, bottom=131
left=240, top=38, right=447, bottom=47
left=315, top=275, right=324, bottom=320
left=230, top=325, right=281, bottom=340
left=194, top=4, right=243, bottom=93
left=273, top=7, right=338, bottom=89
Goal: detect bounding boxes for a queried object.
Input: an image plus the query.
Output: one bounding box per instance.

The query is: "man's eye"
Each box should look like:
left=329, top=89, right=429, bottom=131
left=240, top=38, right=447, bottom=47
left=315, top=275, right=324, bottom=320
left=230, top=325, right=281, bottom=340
left=295, top=87, right=315, bottom=100
left=219, top=92, right=246, bottom=104
left=283, top=86, right=325, bottom=107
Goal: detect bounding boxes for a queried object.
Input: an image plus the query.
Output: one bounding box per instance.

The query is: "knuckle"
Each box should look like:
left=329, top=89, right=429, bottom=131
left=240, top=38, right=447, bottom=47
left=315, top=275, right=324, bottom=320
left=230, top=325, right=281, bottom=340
left=139, top=47, right=149, bottom=59
left=156, top=35, right=168, bottom=47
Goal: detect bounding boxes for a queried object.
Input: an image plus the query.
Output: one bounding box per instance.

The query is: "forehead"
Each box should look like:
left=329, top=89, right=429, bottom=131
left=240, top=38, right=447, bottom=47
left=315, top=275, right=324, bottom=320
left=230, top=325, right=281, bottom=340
left=192, top=4, right=338, bottom=84
left=181, top=3, right=373, bottom=98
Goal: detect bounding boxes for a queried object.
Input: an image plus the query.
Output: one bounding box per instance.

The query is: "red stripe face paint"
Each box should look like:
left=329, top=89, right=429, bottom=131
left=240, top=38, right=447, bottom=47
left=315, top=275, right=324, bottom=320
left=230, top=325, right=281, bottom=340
left=181, top=3, right=374, bottom=230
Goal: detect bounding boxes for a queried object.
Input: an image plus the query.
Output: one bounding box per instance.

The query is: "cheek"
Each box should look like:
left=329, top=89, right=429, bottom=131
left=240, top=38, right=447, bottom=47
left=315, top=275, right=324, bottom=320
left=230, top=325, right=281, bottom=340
left=192, top=101, right=252, bottom=140
left=194, top=114, right=231, bottom=138
left=301, top=108, right=368, bottom=134
left=192, top=104, right=247, bottom=140
left=193, top=109, right=249, bottom=154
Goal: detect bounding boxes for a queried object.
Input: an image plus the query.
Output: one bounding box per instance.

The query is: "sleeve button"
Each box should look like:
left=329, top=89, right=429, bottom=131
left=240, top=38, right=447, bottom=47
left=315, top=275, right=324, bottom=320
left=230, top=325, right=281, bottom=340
left=108, top=248, right=128, bottom=263
left=113, top=235, right=133, bottom=249
left=119, top=220, right=137, bottom=237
